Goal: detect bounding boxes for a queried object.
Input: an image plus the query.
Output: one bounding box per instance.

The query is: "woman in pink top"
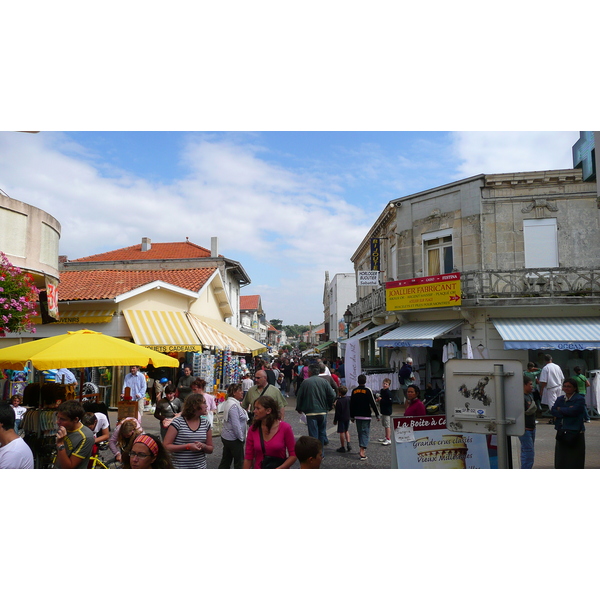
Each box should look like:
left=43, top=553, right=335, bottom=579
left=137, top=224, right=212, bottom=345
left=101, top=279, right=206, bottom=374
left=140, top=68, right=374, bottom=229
left=243, top=396, right=297, bottom=469
left=404, top=385, right=427, bottom=417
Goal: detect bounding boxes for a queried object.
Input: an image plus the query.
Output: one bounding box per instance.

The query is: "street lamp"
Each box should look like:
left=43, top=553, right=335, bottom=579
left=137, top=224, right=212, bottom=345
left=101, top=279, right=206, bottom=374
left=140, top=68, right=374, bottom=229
left=343, top=307, right=353, bottom=339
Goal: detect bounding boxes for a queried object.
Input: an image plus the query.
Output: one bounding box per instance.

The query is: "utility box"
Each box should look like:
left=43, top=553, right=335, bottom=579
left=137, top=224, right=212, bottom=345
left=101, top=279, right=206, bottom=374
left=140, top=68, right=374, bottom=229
left=445, top=359, right=525, bottom=436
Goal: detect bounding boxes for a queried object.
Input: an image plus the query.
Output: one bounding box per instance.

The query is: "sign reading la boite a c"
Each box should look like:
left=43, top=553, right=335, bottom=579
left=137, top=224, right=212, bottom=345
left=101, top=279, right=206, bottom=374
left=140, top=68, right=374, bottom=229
left=386, top=272, right=461, bottom=311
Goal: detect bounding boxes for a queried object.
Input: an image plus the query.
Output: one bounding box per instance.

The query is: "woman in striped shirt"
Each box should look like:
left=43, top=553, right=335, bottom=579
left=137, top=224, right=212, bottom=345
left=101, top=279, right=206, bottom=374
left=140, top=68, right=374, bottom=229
left=164, top=393, right=213, bottom=468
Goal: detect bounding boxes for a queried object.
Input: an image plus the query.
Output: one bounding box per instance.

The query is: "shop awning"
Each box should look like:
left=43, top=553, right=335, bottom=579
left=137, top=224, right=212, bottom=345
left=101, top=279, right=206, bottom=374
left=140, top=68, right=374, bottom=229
left=187, top=314, right=248, bottom=354
left=123, top=310, right=202, bottom=352
left=339, top=323, right=396, bottom=345
left=31, top=309, right=115, bottom=325
left=491, top=317, right=600, bottom=351
left=315, top=340, right=335, bottom=351
left=376, top=320, right=463, bottom=348
left=187, top=314, right=267, bottom=356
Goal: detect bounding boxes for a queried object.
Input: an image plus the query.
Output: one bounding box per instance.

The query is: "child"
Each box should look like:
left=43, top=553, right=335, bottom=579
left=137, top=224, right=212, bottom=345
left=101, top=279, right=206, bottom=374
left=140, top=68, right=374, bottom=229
left=377, top=378, right=393, bottom=445
left=295, top=435, right=323, bottom=469
left=333, top=385, right=352, bottom=453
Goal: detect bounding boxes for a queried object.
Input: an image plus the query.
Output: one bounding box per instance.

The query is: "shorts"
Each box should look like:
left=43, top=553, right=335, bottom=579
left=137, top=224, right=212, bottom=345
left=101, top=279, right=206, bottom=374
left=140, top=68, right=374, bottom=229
left=381, top=415, right=391, bottom=428
left=337, top=420, right=350, bottom=433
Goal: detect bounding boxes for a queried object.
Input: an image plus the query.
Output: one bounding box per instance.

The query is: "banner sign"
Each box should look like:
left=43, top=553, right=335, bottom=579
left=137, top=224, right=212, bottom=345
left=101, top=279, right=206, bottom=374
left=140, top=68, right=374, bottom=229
left=385, top=272, right=461, bottom=312
left=358, top=271, right=379, bottom=286
left=391, top=414, right=490, bottom=469
left=370, top=238, right=381, bottom=271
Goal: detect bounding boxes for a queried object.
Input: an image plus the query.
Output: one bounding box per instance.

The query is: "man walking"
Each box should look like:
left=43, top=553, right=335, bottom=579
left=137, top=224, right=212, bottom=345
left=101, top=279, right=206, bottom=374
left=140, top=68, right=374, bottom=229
left=0, top=403, right=34, bottom=468
left=539, top=354, right=564, bottom=419
left=295, top=364, right=336, bottom=450
left=242, top=370, right=288, bottom=420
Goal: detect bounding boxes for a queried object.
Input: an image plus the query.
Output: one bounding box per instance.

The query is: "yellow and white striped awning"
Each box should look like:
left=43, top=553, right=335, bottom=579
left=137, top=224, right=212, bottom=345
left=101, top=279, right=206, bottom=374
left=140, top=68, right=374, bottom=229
left=123, top=310, right=202, bottom=353
left=186, top=313, right=248, bottom=353
left=32, top=309, right=115, bottom=325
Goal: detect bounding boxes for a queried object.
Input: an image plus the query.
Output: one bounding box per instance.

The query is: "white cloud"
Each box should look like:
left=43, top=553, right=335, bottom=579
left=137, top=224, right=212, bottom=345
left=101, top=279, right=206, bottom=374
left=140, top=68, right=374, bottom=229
left=450, top=132, right=580, bottom=179
left=0, top=132, right=372, bottom=325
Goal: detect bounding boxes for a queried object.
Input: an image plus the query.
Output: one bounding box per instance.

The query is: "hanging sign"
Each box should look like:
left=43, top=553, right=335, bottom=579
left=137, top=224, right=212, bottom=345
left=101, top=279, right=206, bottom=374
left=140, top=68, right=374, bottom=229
left=358, top=271, right=380, bottom=286
left=370, top=238, right=381, bottom=271
left=386, top=272, right=461, bottom=311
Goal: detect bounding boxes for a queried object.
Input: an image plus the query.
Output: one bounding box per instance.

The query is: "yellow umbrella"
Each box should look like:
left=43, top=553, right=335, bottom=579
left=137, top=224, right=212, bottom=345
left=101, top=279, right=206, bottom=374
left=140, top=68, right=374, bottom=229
left=0, top=329, right=179, bottom=370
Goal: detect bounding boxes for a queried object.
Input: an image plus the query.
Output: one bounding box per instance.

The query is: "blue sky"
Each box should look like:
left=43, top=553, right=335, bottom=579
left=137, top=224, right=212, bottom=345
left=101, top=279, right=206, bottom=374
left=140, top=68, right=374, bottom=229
left=0, top=131, right=581, bottom=326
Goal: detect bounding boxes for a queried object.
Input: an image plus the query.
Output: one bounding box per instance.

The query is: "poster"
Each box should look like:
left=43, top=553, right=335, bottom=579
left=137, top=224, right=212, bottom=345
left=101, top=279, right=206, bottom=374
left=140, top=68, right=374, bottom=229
left=344, top=336, right=360, bottom=390
left=385, top=272, right=461, bottom=311
left=392, top=415, right=490, bottom=469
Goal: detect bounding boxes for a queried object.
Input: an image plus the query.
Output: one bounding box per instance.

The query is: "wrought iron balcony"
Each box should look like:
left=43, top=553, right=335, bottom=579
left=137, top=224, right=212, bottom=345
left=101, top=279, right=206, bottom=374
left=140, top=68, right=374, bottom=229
left=347, top=267, right=600, bottom=321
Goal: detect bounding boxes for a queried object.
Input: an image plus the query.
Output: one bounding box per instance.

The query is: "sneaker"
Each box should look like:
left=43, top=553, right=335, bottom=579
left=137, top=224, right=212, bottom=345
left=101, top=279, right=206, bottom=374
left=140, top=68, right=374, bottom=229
left=382, top=439, right=391, bottom=446
left=346, top=444, right=352, bottom=452
left=359, top=455, right=368, bottom=461
left=336, top=446, right=346, bottom=453
left=378, top=438, right=387, bottom=443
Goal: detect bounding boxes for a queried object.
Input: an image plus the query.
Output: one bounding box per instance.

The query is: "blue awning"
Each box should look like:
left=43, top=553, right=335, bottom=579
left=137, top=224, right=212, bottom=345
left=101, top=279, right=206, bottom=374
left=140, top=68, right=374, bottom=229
left=492, top=317, right=600, bottom=351
left=376, top=320, right=463, bottom=348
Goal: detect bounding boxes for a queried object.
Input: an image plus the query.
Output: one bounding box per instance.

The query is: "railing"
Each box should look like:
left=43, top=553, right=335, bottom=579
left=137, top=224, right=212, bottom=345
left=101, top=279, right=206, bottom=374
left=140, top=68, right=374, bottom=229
left=347, top=267, right=600, bottom=321
left=462, top=267, right=600, bottom=299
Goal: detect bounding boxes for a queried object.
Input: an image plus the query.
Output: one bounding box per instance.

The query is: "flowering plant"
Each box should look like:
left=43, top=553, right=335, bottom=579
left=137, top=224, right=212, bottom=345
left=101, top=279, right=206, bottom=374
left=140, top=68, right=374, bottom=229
left=0, top=252, right=39, bottom=337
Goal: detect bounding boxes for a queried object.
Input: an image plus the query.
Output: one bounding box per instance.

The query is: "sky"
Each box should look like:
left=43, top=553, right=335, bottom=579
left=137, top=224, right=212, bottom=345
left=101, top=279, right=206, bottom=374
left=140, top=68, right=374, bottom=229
left=0, top=130, right=583, bottom=325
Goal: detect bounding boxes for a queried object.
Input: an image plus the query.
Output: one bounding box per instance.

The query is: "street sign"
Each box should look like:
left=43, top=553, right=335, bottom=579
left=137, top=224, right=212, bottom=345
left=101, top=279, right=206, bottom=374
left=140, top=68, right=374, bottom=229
left=444, top=359, right=525, bottom=436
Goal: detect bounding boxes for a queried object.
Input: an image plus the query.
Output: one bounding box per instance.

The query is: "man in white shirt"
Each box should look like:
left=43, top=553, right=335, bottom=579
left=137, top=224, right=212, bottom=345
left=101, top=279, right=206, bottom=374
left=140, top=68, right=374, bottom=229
left=57, top=368, right=77, bottom=384
left=539, top=354, right=564, bottom=412
left=122, top=366, right=147, bottom=422
left=0, top=403, right=34, bottom=469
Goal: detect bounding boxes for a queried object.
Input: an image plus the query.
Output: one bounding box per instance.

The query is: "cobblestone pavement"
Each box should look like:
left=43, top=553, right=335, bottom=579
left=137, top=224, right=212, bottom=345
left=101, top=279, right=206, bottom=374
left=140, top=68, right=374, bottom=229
left=110, top=396, right=600, bottom=469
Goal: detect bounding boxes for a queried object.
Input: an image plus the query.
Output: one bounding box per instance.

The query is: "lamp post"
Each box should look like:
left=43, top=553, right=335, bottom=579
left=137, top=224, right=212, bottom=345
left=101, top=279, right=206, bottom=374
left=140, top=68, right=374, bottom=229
left=343, top=307, right=353, bottom=339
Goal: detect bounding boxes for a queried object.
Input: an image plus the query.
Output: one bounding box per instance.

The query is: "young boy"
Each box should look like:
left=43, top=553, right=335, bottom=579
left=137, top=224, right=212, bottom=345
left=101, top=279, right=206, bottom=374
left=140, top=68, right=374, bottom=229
left=295, top=435, right=323, bottom=469
left=377, top=378, right=393, bottom=445
left=333, top=385, right=352, bottom=453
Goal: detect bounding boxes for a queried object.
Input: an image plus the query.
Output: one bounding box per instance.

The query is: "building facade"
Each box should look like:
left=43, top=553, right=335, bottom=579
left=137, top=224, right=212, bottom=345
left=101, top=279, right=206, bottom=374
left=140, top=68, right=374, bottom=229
left=346, top=166, right=600, bottom=394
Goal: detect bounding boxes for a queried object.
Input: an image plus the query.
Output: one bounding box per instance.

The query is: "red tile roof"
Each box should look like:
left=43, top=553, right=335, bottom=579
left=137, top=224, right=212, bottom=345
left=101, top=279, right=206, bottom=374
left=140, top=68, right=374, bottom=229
left=68, top=240, right=212, bottom=262
left=240, top=295, right=261, bottom=311
left=58, top=268, right=216, bottom=300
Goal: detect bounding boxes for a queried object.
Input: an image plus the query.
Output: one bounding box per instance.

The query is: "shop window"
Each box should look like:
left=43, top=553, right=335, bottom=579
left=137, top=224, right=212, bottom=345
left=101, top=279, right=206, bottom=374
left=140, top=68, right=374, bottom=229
left=523, top=218, right=558, bottom=268
left=423, top=230, right=453, bottom=276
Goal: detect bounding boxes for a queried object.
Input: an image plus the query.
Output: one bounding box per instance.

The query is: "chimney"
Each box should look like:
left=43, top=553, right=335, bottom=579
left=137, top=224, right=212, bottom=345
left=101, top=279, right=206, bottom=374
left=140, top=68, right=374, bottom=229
left=141, top=237, right=151, bottom=252
left=211, top=236, right=218, bottom=258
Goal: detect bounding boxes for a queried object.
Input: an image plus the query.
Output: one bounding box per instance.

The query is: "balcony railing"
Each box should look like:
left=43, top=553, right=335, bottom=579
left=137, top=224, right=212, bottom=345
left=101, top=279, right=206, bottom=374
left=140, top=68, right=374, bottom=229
left=348, top=267, right=600, bottom=321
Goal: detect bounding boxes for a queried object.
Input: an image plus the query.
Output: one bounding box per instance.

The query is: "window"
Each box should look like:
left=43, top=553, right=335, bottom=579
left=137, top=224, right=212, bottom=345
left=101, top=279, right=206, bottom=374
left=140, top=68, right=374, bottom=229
left=423, top=230, right=453, bottom=276
left=523, top=218, right=558, bottom=268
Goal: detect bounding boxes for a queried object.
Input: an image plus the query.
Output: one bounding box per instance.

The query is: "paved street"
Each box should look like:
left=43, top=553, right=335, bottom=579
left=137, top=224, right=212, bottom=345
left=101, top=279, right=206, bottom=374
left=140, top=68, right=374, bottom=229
left=108, top=393, right=600, bottom=469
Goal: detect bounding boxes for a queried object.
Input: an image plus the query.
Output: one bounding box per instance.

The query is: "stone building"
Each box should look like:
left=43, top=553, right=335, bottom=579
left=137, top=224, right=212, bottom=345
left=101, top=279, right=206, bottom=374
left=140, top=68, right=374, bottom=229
left=347, top=167, right=600, bottom=395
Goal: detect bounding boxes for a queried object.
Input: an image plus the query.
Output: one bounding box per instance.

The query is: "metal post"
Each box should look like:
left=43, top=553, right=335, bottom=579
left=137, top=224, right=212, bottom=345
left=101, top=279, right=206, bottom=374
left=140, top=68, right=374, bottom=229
left=494, top=363, right=508, bottom=469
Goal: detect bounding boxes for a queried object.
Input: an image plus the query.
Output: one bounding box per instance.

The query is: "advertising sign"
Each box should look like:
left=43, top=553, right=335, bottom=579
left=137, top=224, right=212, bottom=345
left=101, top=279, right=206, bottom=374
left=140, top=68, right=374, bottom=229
left=385, top=273, right=461, bottom=312
left=370, top=238, right=381, bottom=271
left=391, top=414, right=490, bottom=469
left=358, top=271, right=380, bottom=286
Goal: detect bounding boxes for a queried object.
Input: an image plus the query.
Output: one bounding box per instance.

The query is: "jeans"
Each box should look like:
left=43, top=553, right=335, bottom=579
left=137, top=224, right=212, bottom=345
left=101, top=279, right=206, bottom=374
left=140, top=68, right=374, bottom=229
left=355, top=419, right=371, bottom=449
left=307, top=414, right=327, bottom=448
left=518, top=428, right=536, bottom=469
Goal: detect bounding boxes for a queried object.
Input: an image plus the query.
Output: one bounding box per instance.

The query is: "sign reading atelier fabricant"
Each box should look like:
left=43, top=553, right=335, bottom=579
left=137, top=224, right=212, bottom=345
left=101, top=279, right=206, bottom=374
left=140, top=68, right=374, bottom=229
left=385, top=272, right=461, bottom=311
left=370, top=238, right=381, bottom=271
left=358, top=271, right=380, bottom=286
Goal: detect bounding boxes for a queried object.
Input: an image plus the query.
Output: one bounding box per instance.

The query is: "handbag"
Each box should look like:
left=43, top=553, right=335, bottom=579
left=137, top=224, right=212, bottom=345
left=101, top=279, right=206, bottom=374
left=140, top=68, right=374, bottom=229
left=556, top=428, right=580, bottom=446
left=258, top=425, right=286, bottom=469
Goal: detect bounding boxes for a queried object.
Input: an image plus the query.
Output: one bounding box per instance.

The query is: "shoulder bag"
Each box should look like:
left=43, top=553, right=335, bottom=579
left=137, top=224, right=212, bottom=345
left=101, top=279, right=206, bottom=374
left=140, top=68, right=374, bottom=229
left=258, top=425, right=286, bottom=469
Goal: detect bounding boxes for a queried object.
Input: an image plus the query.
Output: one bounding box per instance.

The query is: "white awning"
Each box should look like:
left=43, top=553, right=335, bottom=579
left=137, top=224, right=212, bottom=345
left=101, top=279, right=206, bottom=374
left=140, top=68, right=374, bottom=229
left=339, top=323, right=395, bottom=345
left=492, top=317, right=600, bottom=351
left=376, top=320, right=463, bottom=348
